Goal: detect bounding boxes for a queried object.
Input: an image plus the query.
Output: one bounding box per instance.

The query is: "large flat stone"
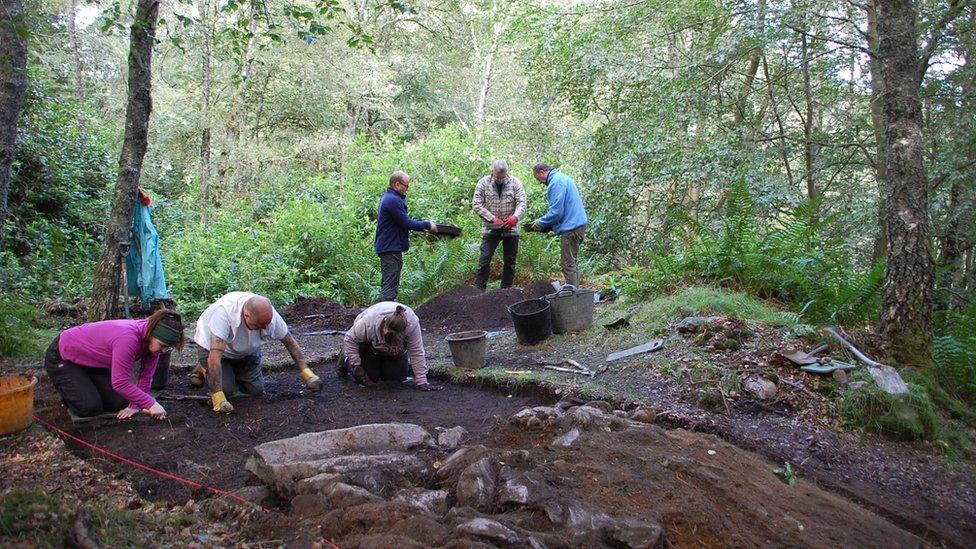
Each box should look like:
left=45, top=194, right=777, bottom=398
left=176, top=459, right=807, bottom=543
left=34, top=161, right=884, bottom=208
left=250, top=423, right=432, bottom=466
left=250, top=451, right=429, bottom=495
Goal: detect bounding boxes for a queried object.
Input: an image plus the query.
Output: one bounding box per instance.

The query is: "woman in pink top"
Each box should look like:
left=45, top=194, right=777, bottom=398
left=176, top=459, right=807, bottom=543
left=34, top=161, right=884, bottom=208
left=44, top=309, right=185, bottom=420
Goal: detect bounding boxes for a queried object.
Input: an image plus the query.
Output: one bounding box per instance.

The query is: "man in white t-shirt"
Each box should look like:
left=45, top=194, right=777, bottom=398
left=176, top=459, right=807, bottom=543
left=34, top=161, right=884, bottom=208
left=189, top=292, right=321, bottom=413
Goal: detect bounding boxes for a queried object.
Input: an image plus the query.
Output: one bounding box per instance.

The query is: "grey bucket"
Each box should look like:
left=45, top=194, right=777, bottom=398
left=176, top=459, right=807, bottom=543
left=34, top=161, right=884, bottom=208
left=545, top=285, right=596, bottom=334
left=445, top=330, right=488, bottom=370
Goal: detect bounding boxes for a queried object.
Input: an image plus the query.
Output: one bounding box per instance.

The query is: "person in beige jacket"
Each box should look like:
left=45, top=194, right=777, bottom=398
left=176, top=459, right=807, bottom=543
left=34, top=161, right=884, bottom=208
left=472, top=160, right=527, bottom=290
left=339, top=302, right=442, bottom=391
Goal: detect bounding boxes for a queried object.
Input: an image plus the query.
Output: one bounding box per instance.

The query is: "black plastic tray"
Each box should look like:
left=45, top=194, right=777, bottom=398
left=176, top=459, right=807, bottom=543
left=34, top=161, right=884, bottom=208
left=434, top=224, right=462, bottom=237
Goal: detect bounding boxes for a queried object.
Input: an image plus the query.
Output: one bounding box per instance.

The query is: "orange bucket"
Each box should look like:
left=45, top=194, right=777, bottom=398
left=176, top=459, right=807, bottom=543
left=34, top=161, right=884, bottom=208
left=0, top=375, right=38, bottom=436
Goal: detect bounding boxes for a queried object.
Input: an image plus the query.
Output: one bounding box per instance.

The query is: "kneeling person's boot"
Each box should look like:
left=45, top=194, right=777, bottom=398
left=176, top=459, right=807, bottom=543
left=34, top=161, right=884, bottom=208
left=336, top=356, right=350, bottom=378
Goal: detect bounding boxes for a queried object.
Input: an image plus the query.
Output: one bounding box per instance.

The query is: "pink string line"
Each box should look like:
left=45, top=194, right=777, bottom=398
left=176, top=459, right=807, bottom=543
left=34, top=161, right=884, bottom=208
left=32, top=414, right=344, bottom=548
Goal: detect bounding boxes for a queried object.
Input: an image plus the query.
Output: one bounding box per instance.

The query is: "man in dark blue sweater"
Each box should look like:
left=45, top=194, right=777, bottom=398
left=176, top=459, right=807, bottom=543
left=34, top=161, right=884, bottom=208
left=375, top=171, right=438, bottom=301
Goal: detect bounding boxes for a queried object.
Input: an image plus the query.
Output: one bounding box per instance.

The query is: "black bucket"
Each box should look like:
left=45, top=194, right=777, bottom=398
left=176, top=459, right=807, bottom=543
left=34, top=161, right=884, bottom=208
left=151, top=351, right=171, bottom=391
left=507, top=298, right=552, bottom=346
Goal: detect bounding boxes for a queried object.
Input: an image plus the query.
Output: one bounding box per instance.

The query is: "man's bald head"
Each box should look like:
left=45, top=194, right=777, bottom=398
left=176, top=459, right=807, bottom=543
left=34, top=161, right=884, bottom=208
left=243, top=295, right=274, bottom=330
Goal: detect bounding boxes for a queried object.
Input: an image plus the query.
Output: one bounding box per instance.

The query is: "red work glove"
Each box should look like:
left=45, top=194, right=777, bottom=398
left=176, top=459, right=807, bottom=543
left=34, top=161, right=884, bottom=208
left=491, top=216, right=503, bottom=225
left=503, top=215, right=518, bottom=229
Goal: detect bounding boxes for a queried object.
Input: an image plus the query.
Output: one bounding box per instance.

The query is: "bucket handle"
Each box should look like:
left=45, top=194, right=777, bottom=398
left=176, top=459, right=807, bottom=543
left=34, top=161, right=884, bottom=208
left=555, top=284, right=577, bottom=297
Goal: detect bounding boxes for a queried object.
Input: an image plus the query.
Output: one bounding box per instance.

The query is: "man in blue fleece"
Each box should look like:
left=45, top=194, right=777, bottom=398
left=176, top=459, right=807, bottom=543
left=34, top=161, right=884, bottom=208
left=531, top=163, right=588, bottom=287
left=375, top=170, right=438, bottom=301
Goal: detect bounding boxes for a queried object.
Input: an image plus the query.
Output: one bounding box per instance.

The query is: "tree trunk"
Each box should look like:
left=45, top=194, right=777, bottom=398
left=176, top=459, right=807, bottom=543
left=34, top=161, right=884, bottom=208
left=732, top=0, right=765, bottom=126
left=876, top=0, right=934, bottom=364
left=89, top=0, right=159, bottom=320
left=68, top=0, right=85, bottom=128
left=228, top=2, right=258, bottom=145
left=198, top=0, right=212, bottom=213
left=0, top=0, right=28, bottom=242
left=867, top=0, right=889, bottom=263
left=801, top=30, right=819, bottom=201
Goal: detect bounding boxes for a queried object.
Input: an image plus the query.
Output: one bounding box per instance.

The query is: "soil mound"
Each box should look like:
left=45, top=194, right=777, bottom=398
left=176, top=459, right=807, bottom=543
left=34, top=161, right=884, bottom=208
left=281, top=296, right=363, bottom=331
left=416, top=281, right=555, bottom=333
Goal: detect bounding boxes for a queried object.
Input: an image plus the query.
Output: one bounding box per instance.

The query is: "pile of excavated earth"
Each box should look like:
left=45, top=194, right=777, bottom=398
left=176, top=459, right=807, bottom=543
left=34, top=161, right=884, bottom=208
left=242, top=399, right=923, bottom=548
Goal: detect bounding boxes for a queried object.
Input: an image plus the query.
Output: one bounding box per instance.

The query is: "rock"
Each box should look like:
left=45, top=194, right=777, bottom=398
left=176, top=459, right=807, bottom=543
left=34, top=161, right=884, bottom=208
left=456, top=518, right=520, bottom=545
left=675, top=316, right=723, bottom=334
left=295, top=472, right=342, bottom=495
left=251, top=423, right=432, bottom=464
left=832, top=369, right=849, bottom=384
left=455, top=458, right=497, bottom=511
left=254, top=452, right=429, bottom=496
left=247, top=423, right=433, bottom=490
left=232, top=485, right=273, bottom=505
left=543, top=500, right=611, bottom=534
left=290, top=494, right=331, bottom=518
left=354, top=534, right=426, bottom=549
left=551, top=428, right=581, bottom=448
left=605, top=517, right=664, bottom=549
left=393, top=488, right=449, bottom=515
left=440, top=540, right=498, bottom=549
left=497, top=468, right=548, bottom=507
left=389, top=515, right=452, bottom=545
left=509, top=408, right=537, bottom=425
left=498, top=450, right=531, bottom=465
left=613, top=410, right=630, bottom=418
left=531, top=406, right=564, bottom=419
left=340, top=501, right=423, bottom=532
left=868, top=364, right=909, bottom=394
left=584, top=400, right=613, bottom=413
left=848, top=381, right=868, bottom=390
left=325, top=482, right=381, bottom=508
left=630, top=407, right=657, bottom=424
left=438, top=426, right=468, bottom=450
left=743, top=377, right=777, bottom=400
left=554, top=399, right=580, bottom=411
left=437, top=445, right=490, bottom=480
left=566, top=405, right=619, bottom=431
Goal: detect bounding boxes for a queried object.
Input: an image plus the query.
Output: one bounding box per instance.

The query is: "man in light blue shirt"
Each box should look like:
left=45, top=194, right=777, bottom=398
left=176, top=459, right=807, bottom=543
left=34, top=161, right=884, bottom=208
left=530, top=163, right=588, bottom=287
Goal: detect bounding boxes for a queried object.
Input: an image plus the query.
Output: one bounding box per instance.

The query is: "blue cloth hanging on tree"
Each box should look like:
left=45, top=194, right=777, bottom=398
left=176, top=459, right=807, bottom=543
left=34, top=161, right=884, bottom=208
left=125, top=192, right=169, bottom=305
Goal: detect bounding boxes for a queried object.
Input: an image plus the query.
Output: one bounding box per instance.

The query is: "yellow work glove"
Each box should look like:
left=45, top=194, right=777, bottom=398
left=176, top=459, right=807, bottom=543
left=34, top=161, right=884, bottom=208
left=300, top=367, right=323, bottom=391
left=211, top=391, right=234, bottom=413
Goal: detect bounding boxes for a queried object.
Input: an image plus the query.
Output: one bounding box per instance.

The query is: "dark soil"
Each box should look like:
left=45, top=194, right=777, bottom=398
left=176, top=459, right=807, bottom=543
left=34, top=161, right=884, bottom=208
left=416, top=281, right=555, bottom=333
left=280, top=296, right=363, bottom=332
left=446, top=326, right=976, bottom=548
left=30, top=365, right=546, bottom=505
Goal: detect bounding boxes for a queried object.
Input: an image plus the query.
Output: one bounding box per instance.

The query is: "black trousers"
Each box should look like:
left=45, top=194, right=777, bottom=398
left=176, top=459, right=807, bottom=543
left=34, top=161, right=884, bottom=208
left=379, top=251, right=404, bottom=301
left=474, top=233, right=519, bottom=290
left=360, top=343, right=410, bottom=382
left=44, top=336, right=128, bottom=417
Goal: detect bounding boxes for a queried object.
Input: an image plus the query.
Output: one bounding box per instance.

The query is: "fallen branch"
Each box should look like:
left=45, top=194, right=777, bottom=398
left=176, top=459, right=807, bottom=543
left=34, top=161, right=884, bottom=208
left=157, top=392, right=210, bottom=401
left=291, top=329, right=346, bottom=336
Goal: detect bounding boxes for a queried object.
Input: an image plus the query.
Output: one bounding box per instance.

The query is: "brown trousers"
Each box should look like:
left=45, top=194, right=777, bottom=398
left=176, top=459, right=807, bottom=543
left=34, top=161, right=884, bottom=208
left=559, top=225, right=586, bottom=287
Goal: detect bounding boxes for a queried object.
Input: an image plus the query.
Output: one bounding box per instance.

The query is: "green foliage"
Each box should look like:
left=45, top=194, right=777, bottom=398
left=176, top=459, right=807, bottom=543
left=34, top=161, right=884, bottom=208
left=1, top=65, right=112, bottom=300
left=163, top=127, right=560, bottom=313
left=773, top=462, right=798, bottom=486
left=840, top=382, right=940, bottom=441
left=610, top=179, right=883, bottom=326
left=0, top=284, right=43, bottom=356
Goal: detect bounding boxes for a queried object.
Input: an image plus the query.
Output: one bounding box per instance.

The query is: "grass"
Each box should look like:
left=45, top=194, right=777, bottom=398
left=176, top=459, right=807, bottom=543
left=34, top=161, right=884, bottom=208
left=0, top=489, right=153, bottom=547
left=839, top=375, right=939, bottom=442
